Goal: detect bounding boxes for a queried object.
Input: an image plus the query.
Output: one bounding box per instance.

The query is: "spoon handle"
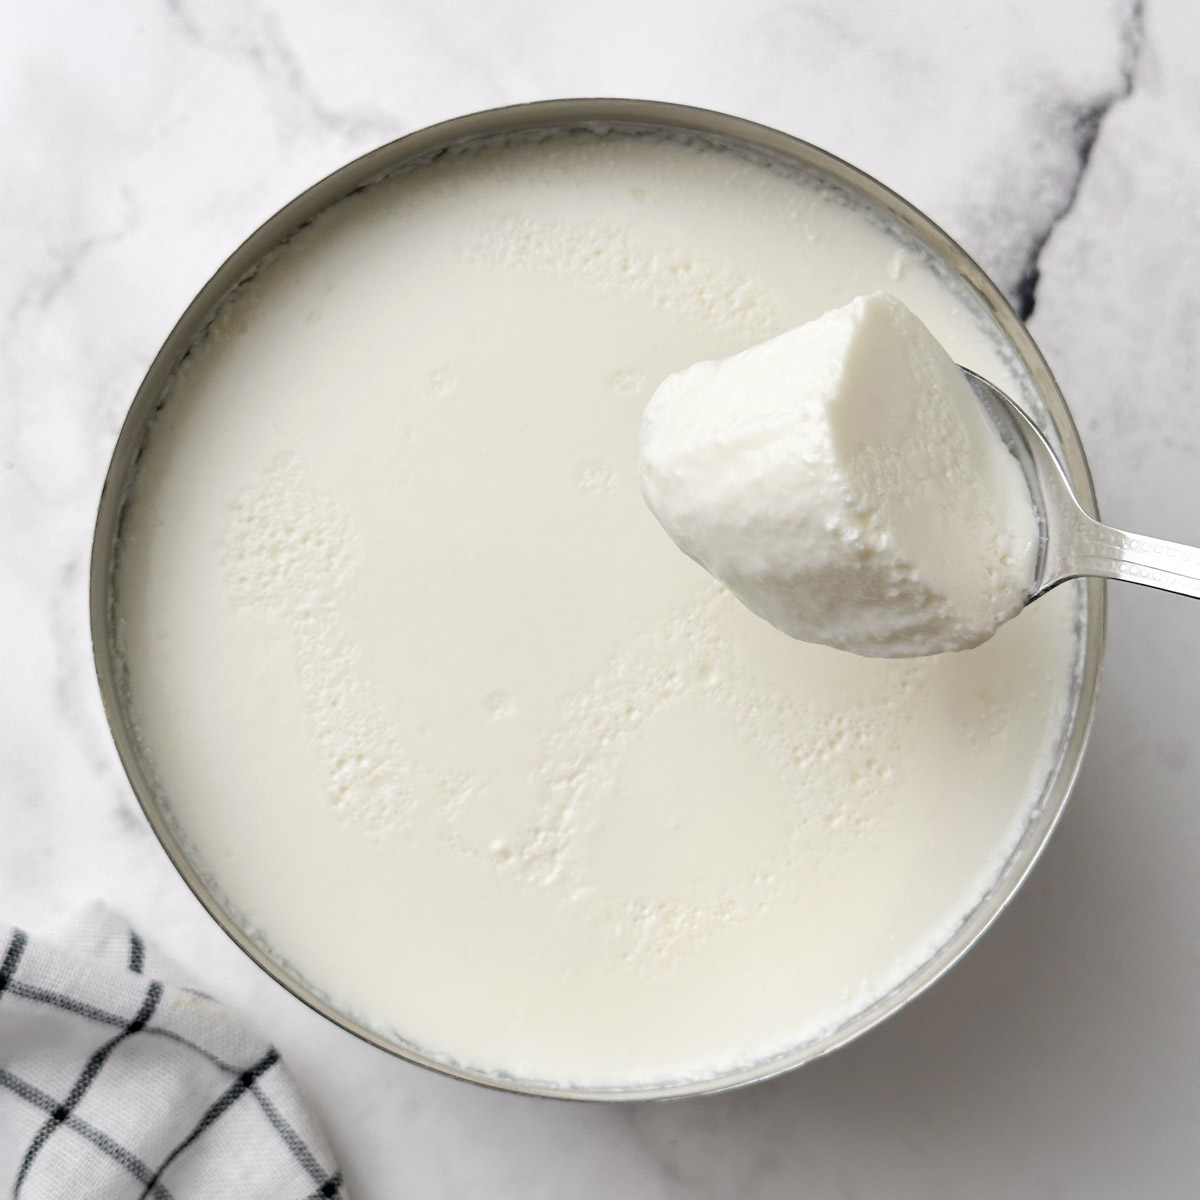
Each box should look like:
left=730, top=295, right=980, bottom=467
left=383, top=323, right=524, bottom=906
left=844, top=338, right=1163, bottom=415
left=1044, top=510, right=1200, bottom=600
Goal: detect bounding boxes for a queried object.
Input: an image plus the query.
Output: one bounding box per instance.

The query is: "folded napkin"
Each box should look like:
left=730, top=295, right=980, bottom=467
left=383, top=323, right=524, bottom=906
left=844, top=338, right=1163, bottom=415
left=0, top=905, right=346, bottom=1199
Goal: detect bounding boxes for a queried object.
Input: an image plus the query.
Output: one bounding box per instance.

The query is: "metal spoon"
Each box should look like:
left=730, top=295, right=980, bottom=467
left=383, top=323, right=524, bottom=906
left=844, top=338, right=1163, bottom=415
left=962, top=368, right=1200, bottom=603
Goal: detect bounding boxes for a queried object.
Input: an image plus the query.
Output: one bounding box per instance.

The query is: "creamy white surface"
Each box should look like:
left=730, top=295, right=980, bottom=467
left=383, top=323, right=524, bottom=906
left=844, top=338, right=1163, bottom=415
left=638, top=292, right=1039, bottom=657
left=111, top=133, right=1078, bottom=1088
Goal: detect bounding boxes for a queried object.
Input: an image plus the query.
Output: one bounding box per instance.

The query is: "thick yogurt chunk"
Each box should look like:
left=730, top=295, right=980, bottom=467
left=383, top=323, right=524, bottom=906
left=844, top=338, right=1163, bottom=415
left=638, top=293, right=1039, bottom=657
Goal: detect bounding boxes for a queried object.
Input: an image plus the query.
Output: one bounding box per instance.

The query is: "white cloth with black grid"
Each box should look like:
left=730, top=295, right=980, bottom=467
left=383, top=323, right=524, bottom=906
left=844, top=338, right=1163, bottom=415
left=0, top=904, right=346, bottom=1199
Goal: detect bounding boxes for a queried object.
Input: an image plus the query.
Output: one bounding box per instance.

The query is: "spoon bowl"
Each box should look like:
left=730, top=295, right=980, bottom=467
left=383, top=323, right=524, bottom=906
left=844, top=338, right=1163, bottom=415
left=962, top=369, right=1200, bottom=603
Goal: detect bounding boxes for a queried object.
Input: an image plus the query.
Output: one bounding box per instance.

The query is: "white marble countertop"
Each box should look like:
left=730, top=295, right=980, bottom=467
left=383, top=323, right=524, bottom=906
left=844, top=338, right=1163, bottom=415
left=4, top=0, right=1200, bottom=1195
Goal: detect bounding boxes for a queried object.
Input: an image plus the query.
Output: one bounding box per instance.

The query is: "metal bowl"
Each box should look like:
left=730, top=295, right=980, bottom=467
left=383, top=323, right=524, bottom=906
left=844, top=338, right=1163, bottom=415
left=90, top=98, right=1105, bottom=1101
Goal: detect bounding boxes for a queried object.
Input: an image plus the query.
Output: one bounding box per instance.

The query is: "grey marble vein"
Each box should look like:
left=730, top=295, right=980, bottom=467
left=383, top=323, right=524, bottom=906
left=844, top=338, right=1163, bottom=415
left=162, top=0, right=403, bottom=146
left=1012, top=0, right=1146, bottom=319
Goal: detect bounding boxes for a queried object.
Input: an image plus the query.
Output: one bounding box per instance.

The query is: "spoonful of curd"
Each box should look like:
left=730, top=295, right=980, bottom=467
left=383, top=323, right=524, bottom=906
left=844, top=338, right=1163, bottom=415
left=637, top=292, right=1199, bottom=658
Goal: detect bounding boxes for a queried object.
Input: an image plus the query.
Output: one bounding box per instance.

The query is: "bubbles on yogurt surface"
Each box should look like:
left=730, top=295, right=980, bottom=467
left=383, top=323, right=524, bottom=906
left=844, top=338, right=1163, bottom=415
left=223, top=456, right=414, bottom=836
left=463, top=212, right=783, bottom=340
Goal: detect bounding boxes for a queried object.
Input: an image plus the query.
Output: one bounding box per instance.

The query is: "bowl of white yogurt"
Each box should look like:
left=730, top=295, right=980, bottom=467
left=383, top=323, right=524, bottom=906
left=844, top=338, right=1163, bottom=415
left=91, top=99, right=1104, bottom=1100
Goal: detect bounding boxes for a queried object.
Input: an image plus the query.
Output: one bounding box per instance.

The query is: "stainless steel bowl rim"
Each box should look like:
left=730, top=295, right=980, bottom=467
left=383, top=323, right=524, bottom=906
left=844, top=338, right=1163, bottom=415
left=89, top=97, right=1106, bottom=1102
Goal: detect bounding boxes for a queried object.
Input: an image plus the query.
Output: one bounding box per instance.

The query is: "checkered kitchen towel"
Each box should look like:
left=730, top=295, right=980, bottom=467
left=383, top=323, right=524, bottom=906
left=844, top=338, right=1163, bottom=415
left=0, top=904, right=345, bottom=1199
